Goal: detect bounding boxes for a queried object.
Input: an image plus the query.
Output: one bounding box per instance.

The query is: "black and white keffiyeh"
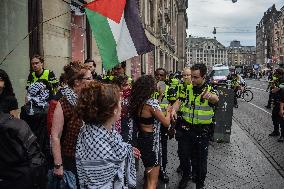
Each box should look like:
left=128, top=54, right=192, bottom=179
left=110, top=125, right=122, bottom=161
left=27, top=81, right=50, bottom=108
left=60, top=85, right=78, bottom=106
left=76, top=123, right=136, bottom=189
left=145, top=98, right=162, bottom=166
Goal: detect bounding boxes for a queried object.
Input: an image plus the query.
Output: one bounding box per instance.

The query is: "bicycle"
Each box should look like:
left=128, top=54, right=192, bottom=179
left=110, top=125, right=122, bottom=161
left=236, top=85, right=253, bottom=102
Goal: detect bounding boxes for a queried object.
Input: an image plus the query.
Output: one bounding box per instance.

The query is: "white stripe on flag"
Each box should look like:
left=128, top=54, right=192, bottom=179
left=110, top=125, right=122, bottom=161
left=108, top=13, right=138, bottom=62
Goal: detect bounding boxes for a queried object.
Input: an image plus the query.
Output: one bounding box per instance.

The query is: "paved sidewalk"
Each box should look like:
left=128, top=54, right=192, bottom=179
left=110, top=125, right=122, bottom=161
left=136, top=120, right=284, bottom=189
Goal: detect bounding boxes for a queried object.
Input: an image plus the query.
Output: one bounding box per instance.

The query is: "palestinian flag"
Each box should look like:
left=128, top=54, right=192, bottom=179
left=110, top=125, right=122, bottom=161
left=85, top=0, right=154, bottom=70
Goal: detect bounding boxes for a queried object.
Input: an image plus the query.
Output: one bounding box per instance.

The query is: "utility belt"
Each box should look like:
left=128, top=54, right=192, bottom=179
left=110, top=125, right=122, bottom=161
left=181, top=119, right=211, bottom=133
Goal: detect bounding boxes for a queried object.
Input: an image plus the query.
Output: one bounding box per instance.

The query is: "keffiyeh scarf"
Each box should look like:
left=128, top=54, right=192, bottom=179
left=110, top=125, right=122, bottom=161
left=76, top=123, right=136, bottom=189
left=27, top=82, right=50, bottom=108
left=60, top=85, right=78, bottom=106
left=146, top=98, right=162, bottom=166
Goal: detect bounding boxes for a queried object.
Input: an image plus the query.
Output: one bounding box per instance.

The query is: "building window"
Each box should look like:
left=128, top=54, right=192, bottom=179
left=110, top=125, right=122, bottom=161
left=149, top=0, right=154, bottom=27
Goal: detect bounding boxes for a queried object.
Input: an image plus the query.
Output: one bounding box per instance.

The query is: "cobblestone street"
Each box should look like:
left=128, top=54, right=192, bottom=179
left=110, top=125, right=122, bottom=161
left=136, top=120, right=284, bottom=189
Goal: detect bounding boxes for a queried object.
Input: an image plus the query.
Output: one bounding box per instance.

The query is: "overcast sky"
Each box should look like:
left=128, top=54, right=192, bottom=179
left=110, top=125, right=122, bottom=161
left=186, top=0, right=283, bottom=47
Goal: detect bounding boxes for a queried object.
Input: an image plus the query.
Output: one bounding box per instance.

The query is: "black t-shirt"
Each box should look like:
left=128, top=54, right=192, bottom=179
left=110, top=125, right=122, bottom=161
left=0, top=95, right=18, bottom=113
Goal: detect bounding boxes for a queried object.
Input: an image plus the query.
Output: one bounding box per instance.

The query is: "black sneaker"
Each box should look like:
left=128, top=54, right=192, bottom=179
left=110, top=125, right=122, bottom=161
left=196, top=182, right=205, bottom=189
left=178, top=176, right=191, bottom=189
left=278, top=136, right=284, bottom=142
left=265, top=105, right=271, bottom=109
left=269, top=131, right=280, bottom=136
left=159, top=170, right=169, bottom=183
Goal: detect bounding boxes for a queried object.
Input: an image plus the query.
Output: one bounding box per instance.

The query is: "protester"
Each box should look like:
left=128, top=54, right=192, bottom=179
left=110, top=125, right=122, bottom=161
left=0, top=69, right=19, bottom=118
left=129, top=75, right=171, bottom=189
left=51, top=61, right=92, bottom=186
left=0, top=112, right=46, bottom=189
left=84, top=59, right=102, bottom=81
left=75, top=81, right=140, bottom=188
left=112, top=75, right=133, bottom=143
left=20, top=80, right=53, bottom=168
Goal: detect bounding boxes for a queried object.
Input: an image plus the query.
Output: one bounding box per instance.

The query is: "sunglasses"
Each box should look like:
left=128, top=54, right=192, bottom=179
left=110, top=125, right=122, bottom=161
left=156, top=74, right=165, bottom=76
left=80, top=77, right=93, bottom=81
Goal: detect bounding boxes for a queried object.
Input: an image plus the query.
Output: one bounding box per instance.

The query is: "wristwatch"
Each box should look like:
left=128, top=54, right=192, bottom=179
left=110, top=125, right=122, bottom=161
left=54, top=163, right=63, bottom=169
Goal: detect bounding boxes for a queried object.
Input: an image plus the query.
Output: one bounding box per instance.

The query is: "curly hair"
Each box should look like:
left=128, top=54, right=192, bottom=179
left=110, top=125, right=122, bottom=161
left=129, top=75, right=156, bottom=117
left=0, top=69, right=15, bottom=96
left=62, top=61, right=89, bottom=88
left=112, top=75, right=128, bottom=88
left=76, top=81, right=120, bottom=124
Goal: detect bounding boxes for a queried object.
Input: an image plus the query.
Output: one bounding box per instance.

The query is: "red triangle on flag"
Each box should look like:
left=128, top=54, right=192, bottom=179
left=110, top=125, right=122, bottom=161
left=84, top=0, right=126, bottom=23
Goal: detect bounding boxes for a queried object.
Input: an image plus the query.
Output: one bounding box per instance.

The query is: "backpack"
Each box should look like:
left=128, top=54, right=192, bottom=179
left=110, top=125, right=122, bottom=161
left=0, top=113, right=46, bottom=188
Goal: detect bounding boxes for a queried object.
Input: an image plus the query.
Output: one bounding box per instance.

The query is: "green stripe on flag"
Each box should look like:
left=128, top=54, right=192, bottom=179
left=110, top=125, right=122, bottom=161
left=85, top=8, right=119, bottom=70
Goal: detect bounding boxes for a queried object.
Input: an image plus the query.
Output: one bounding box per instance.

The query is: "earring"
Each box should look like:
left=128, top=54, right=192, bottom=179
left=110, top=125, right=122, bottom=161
left=114, top=110, right=117, bottom=114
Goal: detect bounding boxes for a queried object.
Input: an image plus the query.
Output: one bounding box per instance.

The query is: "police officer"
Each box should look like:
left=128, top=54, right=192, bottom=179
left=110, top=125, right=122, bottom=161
left=154, top=68, right=170, bottom=183
left=228, top=72, right=241, bottom=108
left=171, top=64, right=219, bottom=189
left=175, top=67, right=192, bottom=173
left=268, top=68, right=284, bottom=137
left=266, top=71, right=280, bottom=109
left=103, top=62, right=133, bottom=84
left=26, top=54, right=58, bottom=94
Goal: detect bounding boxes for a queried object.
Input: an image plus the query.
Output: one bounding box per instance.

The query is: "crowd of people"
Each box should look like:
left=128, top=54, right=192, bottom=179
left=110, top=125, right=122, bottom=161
left=0, top=55, right=220, bottom=189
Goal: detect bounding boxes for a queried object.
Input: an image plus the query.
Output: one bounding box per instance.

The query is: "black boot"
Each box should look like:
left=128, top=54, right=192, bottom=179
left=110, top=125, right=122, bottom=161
left=269, top=131, right=280, bottom=136
left=196, top=182, right=205, bottom=189
left=178, top=176, right=191, bottom=189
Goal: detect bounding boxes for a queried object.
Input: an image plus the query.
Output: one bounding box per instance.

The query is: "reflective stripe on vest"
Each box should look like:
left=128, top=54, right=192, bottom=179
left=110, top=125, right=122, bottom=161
left=32, top=70, right=50, bottom=83
left=151, top=92, right=160, bottom=99
left=168, top=78, right=180, bottom=101
left=160, top=85, right=169, bottom=114
left=181, top=84, right=214, bottom=125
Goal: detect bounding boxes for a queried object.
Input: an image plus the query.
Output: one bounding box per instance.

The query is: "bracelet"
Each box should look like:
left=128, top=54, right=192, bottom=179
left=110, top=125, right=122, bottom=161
left=54, top=163, right=63, bottom=169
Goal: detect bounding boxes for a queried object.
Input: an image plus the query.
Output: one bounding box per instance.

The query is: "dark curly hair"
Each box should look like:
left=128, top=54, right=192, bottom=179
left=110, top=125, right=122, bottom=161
left=76, top=81, right=120, bottom=124
left=129, top=75, right=156, bottom=117
left=112, top=75, right=128, bottom=88
left=0, top=69, right=15, bottom=96
left=62, top=61, right=89, bottom=88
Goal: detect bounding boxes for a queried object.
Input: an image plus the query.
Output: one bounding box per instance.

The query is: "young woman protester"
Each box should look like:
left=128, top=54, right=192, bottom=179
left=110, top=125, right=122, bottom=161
left=129, top=75, right=171, bottom=189
left=112, top=75, right=133, bottom=143
left=75, top=81, right=140, bottom=188
left=0, top=69, right=19, bottom=118
left=51, top=61, right=92, bottom=186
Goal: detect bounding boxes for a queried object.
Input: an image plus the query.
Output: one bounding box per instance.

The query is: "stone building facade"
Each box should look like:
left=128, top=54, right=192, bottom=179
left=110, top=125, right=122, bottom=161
left=0, top=0, right=187, bottom=105
left=256, top=4, right=280, bottom=66
left=272, top=5, right=284, bottom=65
left=227, top=40, right=256, bottom=66
left=128, top=0, right=188, bottom=79
left=186, top=37, right=227, bottom=68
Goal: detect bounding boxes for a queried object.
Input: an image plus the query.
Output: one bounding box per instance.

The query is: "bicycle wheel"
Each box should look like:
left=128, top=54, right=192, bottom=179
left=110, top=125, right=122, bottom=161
left=242, top=90, right=253, bottom=102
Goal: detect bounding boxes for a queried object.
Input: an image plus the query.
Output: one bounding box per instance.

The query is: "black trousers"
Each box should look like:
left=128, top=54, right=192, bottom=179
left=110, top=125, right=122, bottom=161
left=279, top=118, right=284, bottom=136
left=272, top=105, right=280, bottom=133
left=233, top=88, right=238, bottom=105
left=179, top=127, right=209, bottom=185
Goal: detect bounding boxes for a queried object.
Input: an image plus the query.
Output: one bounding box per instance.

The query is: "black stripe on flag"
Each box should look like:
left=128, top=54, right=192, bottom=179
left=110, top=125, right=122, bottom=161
left=124, top=0, right=155, bottom=55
